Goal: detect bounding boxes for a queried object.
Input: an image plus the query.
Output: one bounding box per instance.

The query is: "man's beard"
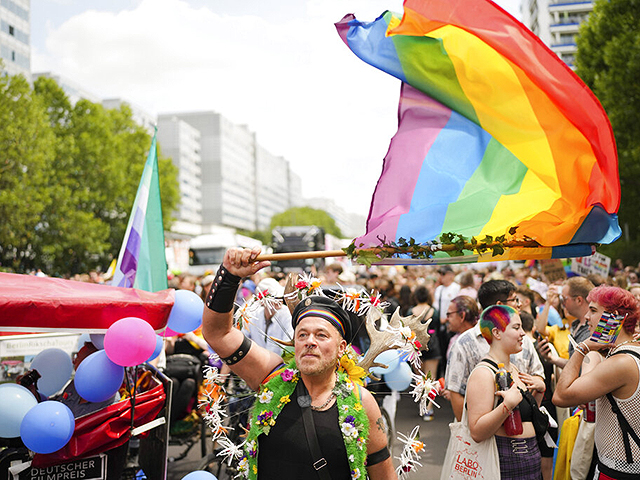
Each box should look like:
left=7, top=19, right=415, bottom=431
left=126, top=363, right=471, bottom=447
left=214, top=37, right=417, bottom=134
left=296, top=348, right=339, bottom=376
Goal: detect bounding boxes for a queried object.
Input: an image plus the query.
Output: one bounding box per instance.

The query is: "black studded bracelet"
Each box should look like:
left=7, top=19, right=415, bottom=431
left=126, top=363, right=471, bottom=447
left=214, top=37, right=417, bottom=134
left=221, top=334, right=252, bottom=365
left=205, top=264, right=241, bottom=313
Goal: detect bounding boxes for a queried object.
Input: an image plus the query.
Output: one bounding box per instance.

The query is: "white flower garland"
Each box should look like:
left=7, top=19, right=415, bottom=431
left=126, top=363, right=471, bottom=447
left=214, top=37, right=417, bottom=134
left=409, top=372, right=441, bottom=416
left=395, top=426, right=425, bottom=479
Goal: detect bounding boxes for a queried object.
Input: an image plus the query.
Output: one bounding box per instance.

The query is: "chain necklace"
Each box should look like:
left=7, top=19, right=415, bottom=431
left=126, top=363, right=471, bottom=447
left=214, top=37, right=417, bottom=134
left=310, top=371, right=339, bottom=411
left=311, top=392, right=336, bottom=411
left=607, top=339, right=639, bottom=358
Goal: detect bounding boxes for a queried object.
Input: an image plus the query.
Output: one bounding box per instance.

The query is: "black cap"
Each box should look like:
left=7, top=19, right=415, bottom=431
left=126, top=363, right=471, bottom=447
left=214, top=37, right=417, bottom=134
left=438, top=265, right=454, bottom=275
left=292, top=296, right=352, bottom=341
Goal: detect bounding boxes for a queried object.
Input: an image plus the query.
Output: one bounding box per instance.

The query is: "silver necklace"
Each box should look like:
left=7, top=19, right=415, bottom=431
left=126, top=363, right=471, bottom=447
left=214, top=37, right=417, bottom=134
left=311, top=392, right=336, bottom=411
left=310, top=372, right=339, bottom=411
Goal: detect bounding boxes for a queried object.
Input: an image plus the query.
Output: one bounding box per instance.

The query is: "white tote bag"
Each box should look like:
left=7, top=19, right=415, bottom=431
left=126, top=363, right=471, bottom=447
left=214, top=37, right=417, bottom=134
left=440, top=393, right=501, bottom=480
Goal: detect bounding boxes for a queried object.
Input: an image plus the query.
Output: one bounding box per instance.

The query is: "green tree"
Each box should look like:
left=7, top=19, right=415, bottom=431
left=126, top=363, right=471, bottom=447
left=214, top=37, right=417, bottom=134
left=0, top=72, right=57, bottom=272
left=270, top=207, right=343, bottom=237
left=576, top=0, right=640, bottom=246
left=237, top=229, right=271, bottom=245
left=32, top=76, right=180, bottom=274
left=0, top=75, right=179, bottom=275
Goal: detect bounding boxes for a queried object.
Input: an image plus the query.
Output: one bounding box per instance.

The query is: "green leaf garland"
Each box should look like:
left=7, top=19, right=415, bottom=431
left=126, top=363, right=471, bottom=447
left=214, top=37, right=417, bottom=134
left=241, top=359, right=369, bottom=479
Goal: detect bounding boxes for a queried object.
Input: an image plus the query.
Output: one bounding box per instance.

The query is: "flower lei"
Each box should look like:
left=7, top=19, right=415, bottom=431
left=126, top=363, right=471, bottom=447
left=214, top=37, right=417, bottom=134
left=240, top=359, right=369, bottom=480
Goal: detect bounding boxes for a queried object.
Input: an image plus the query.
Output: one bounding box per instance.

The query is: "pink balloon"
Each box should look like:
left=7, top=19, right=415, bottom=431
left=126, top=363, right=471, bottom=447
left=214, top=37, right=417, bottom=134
left=104, top=317, right=156, bottom=367
left=162, top=326, right=179, bottom=337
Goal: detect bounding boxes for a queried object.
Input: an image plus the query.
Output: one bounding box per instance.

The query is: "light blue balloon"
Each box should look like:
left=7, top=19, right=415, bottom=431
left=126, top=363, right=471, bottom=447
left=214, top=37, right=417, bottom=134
left=167, top=289, right=205, bottom=334
left=90, top=333, right=105, bottom=350
left=182, top=471, right=218, bottom=480
left=384, top=361, right=412, bottom=391
left=75, top=333, right=91, bottom=352
left=147, top=334, right=164, bottom=362
left=370, top=350, right=400, bottom=376
left=30, top=348, right=73, bottom=396
left=20, top=401, right=75, bottom=454
left=75, top=350, right=124, bottom=403
left=0, top=384, right=38, bottom=438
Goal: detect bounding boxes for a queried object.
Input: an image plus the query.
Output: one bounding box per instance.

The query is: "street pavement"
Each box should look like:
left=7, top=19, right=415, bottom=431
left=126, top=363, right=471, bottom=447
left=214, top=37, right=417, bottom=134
left=166, top=392, right=454, bottom=479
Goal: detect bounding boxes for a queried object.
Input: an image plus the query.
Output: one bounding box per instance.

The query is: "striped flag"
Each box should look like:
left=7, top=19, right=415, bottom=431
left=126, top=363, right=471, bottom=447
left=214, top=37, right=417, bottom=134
left=112, top=131, right=168, bottom=291
left=336, top=0, right=620, bottom=263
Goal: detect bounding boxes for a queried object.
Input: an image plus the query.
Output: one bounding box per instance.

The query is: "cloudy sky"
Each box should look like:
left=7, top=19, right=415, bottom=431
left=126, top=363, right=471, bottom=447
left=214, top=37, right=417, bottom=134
left=32, top=0, right=522, bottom=217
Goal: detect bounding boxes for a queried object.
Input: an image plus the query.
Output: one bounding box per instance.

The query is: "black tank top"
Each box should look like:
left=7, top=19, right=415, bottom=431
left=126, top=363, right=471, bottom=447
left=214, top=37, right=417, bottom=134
left=258, top=386, right=351, bottom=479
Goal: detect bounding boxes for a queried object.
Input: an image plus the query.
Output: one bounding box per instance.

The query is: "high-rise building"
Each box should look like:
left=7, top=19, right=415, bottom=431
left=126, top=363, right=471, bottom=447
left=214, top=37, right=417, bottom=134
left=169, top=111, right=258, bottom=231
left=255, top=145, right=291, bottom=231
left=521, top=0, right=594, bottom=69
left=0, top=0, right=30, bottom=78
left=163, top=111, right=304, bottom=233
left=157, top=115, right=202, bottom=226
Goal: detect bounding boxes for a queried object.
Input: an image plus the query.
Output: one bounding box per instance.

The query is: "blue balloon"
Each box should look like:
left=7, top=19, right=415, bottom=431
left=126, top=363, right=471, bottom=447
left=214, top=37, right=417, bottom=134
left=147, top=334, right=164, bottom=362
left=370, top=350, right=401, bottom=376
left=90, top=333, right=105, bottom=349
left=384, top=361, right=413, bottom=391
left=182, top=471, right=217, bottom=480
left=0, top=384, right=38, bottom=438
left=20, top=401, right=75, bottom=454
left=75, top=350, right=124, bottom=402
left=167, top=289, right=205, bottom=334
left=30, top=348, right=73, bottom=396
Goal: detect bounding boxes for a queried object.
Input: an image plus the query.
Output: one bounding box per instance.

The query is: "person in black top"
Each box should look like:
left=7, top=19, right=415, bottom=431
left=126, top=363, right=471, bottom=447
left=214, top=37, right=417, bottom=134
left=202, top=247, right=396, bottom=479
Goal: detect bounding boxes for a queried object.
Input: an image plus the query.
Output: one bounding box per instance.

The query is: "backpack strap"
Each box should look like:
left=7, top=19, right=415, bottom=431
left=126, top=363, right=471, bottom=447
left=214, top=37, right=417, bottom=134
left=465, top=358, right=499, bottom=411
left=604, top=349, right=640, bottom=463
left=478, top=358, right=499, bottom=372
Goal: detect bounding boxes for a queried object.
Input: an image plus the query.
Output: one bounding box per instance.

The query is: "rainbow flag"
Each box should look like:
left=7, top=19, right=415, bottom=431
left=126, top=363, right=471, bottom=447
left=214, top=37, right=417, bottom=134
left=336, top=0, right=620, bottom=264
left=112, top=131, right=168, bottom=291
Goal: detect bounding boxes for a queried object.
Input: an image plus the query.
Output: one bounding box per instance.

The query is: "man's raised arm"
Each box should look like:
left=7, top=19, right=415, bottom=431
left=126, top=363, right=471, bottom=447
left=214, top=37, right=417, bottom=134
left=201, top=247, right=283, bottom=390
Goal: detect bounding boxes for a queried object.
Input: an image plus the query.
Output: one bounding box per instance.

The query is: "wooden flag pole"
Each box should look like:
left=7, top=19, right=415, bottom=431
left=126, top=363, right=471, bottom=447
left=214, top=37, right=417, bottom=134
left=254, top=239, right=542, bottom=262
left=256, top=250, right=347, bottom=261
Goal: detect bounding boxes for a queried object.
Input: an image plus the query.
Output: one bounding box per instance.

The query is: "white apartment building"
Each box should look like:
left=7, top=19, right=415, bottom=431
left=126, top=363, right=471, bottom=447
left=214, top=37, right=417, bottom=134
left=157, top=115, right=203, bottom=226
left=171, top=111, right=258, bottom=231
left=0, top=0, right=30, bottom=78
left=522, top=0, right=594, bottom=69
left=255, top=145, right=292, bottom=231
left=161, top=111, right=305, bottom=234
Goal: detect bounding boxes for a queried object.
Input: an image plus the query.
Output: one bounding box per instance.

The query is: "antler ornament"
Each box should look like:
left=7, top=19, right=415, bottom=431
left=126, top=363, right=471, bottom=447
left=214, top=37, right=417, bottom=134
left=356, top=307, right=432, bottom=374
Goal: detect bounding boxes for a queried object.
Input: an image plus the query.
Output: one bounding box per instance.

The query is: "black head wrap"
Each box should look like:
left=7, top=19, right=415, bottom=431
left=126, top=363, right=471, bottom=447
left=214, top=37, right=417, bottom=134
left=291, top=295, right=352, bottom=341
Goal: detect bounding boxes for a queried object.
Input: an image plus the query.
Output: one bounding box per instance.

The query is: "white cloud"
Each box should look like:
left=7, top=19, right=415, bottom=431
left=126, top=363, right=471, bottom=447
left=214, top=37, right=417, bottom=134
left=33, top=0, right=522, bottom=216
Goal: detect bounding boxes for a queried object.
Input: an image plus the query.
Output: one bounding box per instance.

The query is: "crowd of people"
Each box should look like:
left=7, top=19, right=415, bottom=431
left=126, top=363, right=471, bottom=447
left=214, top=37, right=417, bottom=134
left=53, top=254, right=640, bottom=479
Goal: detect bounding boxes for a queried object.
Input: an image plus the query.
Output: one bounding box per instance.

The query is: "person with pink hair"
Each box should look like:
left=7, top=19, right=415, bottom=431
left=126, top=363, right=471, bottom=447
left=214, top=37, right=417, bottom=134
left=554, top=285, right=640, bottom=480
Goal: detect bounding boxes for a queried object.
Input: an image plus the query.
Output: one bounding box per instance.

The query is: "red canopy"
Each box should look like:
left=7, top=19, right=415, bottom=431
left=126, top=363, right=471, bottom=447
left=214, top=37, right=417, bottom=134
left=0, top=273, right=175, bottom=333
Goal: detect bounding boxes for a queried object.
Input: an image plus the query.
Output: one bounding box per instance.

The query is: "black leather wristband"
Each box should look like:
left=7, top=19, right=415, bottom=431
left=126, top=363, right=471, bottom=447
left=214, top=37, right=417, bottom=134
left=221, top=334, right=252, bottom=365
left=205, top=264, right=241, bottom=313
left=366, top=445, right=390, bottom=466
